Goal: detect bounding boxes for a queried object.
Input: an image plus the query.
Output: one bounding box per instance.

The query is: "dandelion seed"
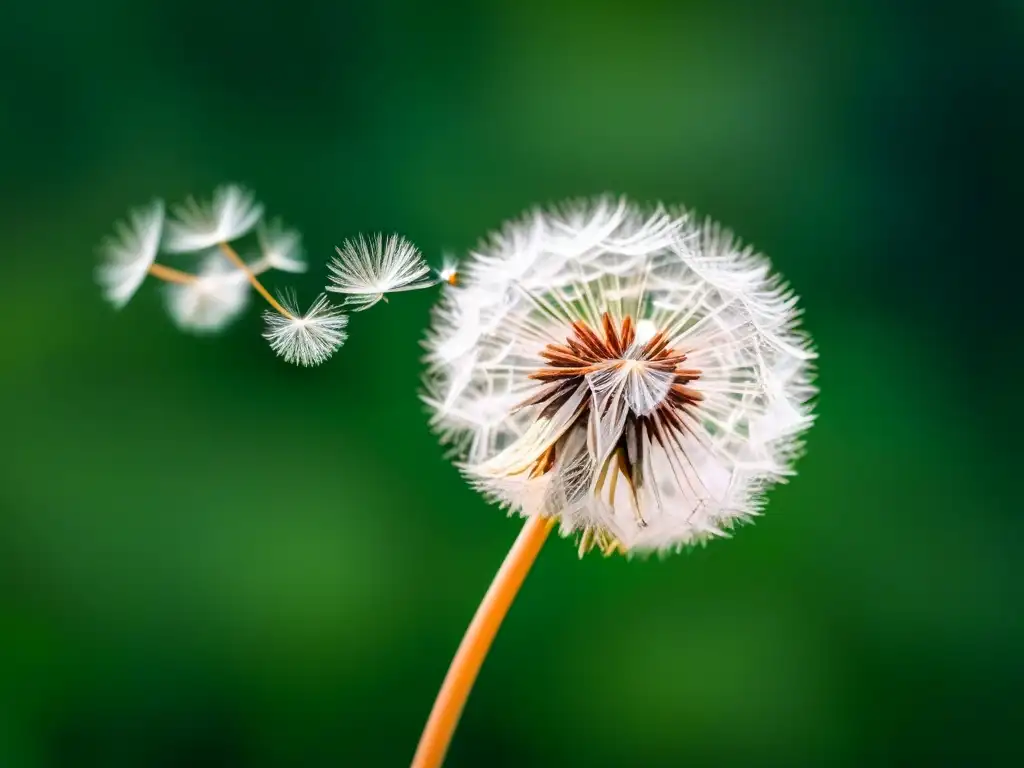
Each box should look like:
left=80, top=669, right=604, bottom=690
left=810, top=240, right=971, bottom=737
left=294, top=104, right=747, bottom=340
left=437, top=255, right=460, bottom=287
left=164, top=184, right=264, bottom=253
left=205, top=237, right=297, bottom=321
left=262, top=291, right=348, bottom=367
left=326, top=233, right=437, bottom=310
left=164, top=252, right=252, bottom=334
left=96, top=200, right=166, bottom=309
left=253, top=219, right=306, bottom=273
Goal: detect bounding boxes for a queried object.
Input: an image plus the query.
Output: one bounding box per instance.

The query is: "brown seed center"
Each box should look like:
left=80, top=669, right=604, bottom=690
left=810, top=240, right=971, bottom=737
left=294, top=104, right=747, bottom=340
left=519, top=312, right=703, bottom=416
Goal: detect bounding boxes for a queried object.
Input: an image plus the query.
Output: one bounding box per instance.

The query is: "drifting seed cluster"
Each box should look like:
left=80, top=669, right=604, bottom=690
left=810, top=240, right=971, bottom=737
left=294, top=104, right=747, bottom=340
left=96, top=184, right=445, bottom=366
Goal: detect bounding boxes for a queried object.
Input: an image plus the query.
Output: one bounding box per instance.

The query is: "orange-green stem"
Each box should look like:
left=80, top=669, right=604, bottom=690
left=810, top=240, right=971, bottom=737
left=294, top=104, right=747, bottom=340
left=217, top=241, right=293, bottom=319
left=410, top=515, right=553, bottom=768
left=148, top=262, right=197, bottom=284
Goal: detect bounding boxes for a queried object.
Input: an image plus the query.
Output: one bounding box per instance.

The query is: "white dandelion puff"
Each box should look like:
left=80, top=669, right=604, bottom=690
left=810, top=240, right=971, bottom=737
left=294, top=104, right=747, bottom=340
left=423, top=367, right=529, bottom=464
left=163, top=251, right=252, bottom=334
left=262, top=291, right=348, bottom=367
left=326, top=233, right=437, bottom=310
left=96, top=199, right=165, bottom=309
left=164, top=184, right=264, bottom=253
left=422, top=196, right=817, bottom=556
left=252, top=219, right=306, bottom=273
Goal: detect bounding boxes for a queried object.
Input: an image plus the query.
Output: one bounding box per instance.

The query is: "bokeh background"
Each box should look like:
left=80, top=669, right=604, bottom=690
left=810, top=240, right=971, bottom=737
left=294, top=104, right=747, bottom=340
left=2, top=1, right=1020, bottom=766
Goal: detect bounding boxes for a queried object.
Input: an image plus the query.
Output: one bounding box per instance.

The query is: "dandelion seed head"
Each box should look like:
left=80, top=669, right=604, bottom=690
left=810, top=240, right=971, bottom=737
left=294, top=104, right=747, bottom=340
left=96, top=200, right=164, bottom=309
left=422, top=196, right=817, bottom=556
left=326, top=233, right=437, bottom=310
left=164, top=184, right=264, bottom=253
left=262, top=291, right=348, bottom=367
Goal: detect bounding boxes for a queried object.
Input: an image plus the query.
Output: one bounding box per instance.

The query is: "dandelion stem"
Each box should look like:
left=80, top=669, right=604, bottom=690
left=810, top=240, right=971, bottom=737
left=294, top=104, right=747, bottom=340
left=217, top=241, right=294, bottom=319
left=148, top=263, right=198, bottom=284
left=410, top=515, right=553, bottom=768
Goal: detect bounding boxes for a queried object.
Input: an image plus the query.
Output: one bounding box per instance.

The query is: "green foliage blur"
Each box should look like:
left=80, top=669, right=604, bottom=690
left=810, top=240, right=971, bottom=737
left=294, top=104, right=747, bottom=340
left=1, top=1, right=1019, bottom=766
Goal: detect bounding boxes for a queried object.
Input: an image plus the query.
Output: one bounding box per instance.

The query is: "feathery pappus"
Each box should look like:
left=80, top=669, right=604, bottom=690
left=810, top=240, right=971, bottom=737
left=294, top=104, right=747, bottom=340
left=422, top=196, right=817, bottom=556
left=163, top=251, right=252, bottom=334
left=327, top=233, right=438, bottom=310
left=263, top=290, right=349, bottom=368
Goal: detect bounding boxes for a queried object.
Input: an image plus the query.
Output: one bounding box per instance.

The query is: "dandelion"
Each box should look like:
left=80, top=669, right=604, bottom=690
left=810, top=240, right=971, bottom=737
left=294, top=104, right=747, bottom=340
left=326, top=233, right=437, bottom=310
left=163, top=252, right=252, bottom=334
left=96, top=200, right=173, bottom=309
left=262, top=290, right=348, bottom=367
left=163, top=184, right=264, bottom=253
left=96, top=186, right=819, bottom=767
left=411, top=197, right=817, bottom=768
left=253, top=219, right=307, bottom=273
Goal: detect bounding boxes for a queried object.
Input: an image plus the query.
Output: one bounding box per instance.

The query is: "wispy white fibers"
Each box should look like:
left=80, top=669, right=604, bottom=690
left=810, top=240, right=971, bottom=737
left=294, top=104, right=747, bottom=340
left=163, top=251, right=252, bottom=334
left=263, top=291, right=348, bottom=367
left=327, top=233, right=437, bottom=310
left=164, top=184, right=264, bottom=253
left=96, top=200, right=165, bottom=309
left=253, top=219, right=306, bottom=273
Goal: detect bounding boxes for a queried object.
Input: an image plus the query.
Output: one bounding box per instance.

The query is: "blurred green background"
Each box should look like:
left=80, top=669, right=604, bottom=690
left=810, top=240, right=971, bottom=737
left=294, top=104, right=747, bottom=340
left=2, top=1, right=1019, bottom=766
